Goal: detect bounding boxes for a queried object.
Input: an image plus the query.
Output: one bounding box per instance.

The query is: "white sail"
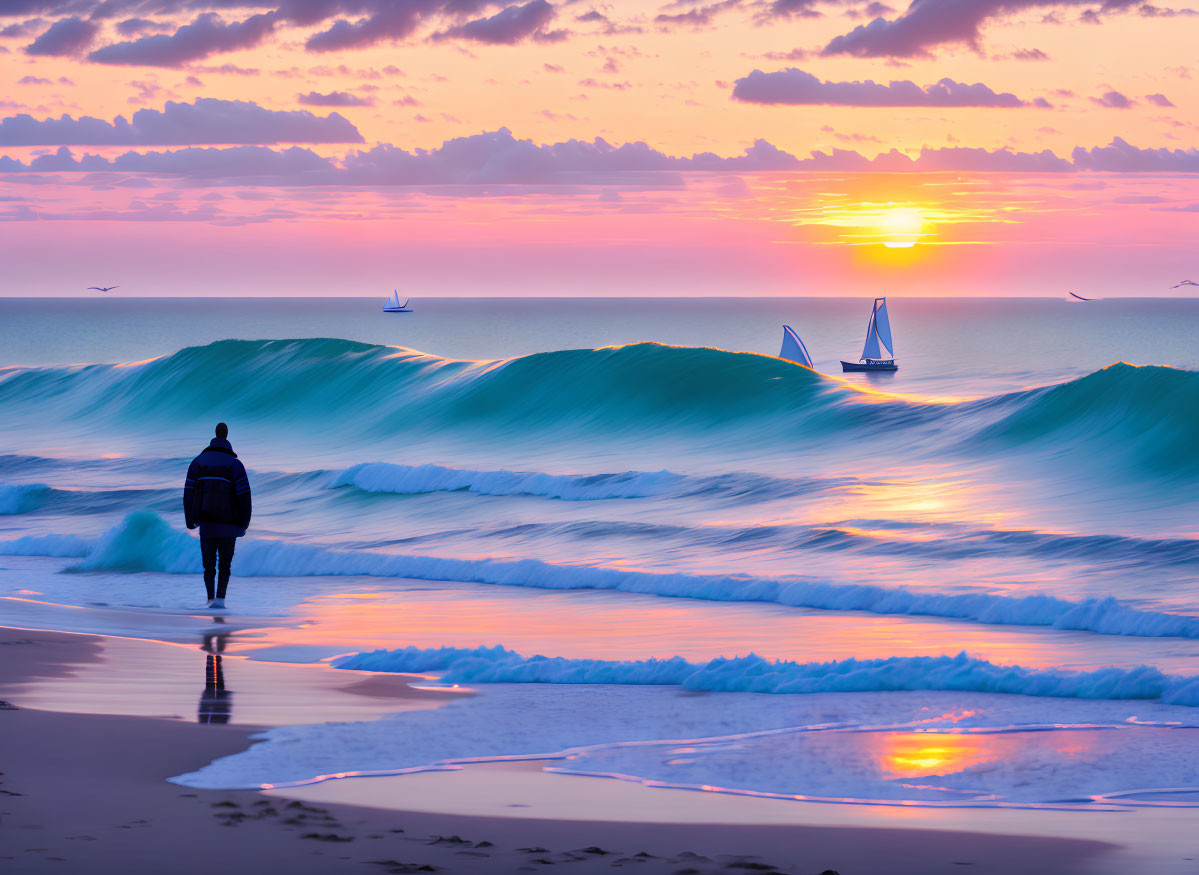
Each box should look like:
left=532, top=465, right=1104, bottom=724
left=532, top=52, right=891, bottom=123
left=860, top=297, right=894, bottom=361
left=874, top=298, right=894, bottom=358
left=383, top=291, right=412, bottom=311
left=779, top=325, right=813, bottom=368
left=861, top=311, right=881, bottom=360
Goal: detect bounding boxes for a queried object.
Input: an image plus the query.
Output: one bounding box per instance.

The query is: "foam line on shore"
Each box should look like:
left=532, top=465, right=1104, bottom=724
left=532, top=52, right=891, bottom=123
left=170, top=677, right=1199, bottom=796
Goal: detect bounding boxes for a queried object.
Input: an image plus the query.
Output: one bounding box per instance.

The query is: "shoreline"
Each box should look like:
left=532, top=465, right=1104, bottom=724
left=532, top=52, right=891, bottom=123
left=0, top=626, right=1122, bottom=874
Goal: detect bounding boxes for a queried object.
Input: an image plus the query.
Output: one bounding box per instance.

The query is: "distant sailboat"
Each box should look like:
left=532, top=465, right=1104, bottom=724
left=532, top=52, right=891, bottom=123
left=1068, top=291, right=1095, bottom=302
left=841, top=297, right=898, bottom=372
left=779, top=325, right=814, bottom=368
left=383, top=291, right=412, bottom=312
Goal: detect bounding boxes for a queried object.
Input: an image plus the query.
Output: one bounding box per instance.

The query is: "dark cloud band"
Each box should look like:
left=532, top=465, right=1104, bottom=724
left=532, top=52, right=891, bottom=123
left=0, top=98, right=364, bottom=145
left=2, top=129, right=1197, bottom=185
left=24, top=16, right=98, bottom=55
left=87, top=11, right=278, bottom=66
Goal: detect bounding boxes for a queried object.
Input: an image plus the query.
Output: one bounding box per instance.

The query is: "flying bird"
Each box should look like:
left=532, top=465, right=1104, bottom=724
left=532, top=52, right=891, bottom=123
left=87, top=285, right=119, bottom=293
left=1172, top=280, right=1198, bottom=289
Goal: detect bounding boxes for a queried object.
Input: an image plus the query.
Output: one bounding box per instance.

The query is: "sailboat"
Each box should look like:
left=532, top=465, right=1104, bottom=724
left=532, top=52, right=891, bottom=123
left=779, top=325, right=814, bottom=368
left=841, top=297, right=898, bottom=372
left=383, top=291, right=412, bottom=312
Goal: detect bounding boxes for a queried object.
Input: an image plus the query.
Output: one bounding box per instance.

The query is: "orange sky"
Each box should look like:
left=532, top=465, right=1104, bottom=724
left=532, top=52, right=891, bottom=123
left=1, top=0, right=1196, bottom=295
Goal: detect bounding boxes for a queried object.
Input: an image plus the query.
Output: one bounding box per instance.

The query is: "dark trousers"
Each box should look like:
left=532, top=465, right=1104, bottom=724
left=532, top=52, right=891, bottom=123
left=200, top=536, right=236, bottom=600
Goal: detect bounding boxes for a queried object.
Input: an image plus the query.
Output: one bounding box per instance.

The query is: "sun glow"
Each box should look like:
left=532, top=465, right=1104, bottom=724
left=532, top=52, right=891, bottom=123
left=878, top=207, right=925, bottom=248
left=790, top=200, right=939, bottom=249
left=790, top=195, right=1013, bottom=253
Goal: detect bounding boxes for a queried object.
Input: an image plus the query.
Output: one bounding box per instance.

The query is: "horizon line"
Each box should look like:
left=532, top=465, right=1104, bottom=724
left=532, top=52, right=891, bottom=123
left=1, top=294, right=1195, bottom=301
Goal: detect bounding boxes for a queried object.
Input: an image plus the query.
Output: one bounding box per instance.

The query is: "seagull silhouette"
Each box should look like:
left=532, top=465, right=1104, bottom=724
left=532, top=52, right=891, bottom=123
left=1172, top=280, right=1198, bottom=289
left=87, top=285, right=118, bottom=293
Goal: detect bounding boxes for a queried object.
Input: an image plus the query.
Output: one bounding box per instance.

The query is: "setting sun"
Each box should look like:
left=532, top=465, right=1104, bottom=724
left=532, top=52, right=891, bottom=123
left=793, top=200, right=947, bottom=250
left=879, top=207, right=925, bottom=248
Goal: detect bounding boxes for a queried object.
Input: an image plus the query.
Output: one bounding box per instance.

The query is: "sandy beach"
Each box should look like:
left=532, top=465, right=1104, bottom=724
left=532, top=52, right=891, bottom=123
left=0, top=627, right=1121, bottom=874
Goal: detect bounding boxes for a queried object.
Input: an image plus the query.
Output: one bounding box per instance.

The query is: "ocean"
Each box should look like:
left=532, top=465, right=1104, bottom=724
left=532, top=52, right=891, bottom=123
left=2, top=295, right=1199, bottom=814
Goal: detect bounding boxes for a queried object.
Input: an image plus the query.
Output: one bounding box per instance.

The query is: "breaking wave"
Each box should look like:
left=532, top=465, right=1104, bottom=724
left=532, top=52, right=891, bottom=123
left=334, top=645, right=1199, bottom=706
left=1, top=338, right=1195, bottom=475
left=331, top=462, right=684, bottom=500
left=0, top=480, right=175, bottom=516
left=979, top=361, right=1199, bottom=477
left=0, top=482, right=52, bottom=514
left=0, top=531, right=93, bottom=557
left=6, top=511, right=1199, bottom=640
left=329, top=461, right=854, bottom=502
left=0, top=337, right=863, bottom=443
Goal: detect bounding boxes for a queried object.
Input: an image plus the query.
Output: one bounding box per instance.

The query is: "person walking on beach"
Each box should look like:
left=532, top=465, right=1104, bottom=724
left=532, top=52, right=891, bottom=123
left=183, top=423, right=252, bottom=609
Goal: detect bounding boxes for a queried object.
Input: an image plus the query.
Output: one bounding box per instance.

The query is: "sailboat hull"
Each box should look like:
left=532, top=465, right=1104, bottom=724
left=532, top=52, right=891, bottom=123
left=841, top=359, right=897, bottom=372
left=382, top=307, right=412, bottom=312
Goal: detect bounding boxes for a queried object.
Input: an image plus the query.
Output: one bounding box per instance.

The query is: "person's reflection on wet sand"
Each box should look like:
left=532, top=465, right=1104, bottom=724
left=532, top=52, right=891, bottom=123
left=198, top=623, right=233, bottom=724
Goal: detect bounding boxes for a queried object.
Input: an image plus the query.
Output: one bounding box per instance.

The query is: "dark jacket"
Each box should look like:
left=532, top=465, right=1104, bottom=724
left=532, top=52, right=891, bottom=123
left=183, top=438, right=252, bottom=539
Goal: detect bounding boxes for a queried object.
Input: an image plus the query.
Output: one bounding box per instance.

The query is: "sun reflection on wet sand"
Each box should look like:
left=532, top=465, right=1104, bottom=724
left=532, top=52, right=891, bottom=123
left=877, top=733, right=998, bottom=780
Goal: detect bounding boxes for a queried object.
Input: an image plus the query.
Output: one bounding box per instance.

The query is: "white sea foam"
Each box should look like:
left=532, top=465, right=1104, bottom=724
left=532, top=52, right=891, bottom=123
left=0, top=531, right=92, bottom=557
left=329, top=462, right=852, bottom=503
left=334, top=645, right=1199, bottom=706
left=331, top=462, right=683, bottom=500
left=0, top=482, right=51, bottom=514
left=4, top=510, right=1199, bottom=641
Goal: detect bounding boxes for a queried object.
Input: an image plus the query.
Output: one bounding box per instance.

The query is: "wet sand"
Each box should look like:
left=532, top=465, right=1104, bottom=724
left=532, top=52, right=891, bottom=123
left=0, top=628, right=1119, bottom=874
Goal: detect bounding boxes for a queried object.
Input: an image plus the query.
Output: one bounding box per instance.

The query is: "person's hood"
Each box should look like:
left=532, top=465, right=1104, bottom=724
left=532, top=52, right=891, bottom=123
left=205, top=437, right=237, bottom=458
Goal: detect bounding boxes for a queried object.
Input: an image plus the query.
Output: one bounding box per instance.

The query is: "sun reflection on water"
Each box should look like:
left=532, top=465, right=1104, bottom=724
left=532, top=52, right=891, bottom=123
left=878, top=733, right=998, bottom=779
